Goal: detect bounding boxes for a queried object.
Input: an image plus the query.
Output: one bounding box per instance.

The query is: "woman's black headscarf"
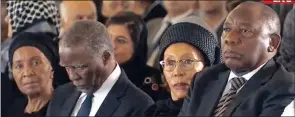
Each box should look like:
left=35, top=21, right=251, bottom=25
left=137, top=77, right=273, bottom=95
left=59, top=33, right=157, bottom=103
left=106, top=11, right=155, bottom=86
left=8, top=32, right=69, bottom=88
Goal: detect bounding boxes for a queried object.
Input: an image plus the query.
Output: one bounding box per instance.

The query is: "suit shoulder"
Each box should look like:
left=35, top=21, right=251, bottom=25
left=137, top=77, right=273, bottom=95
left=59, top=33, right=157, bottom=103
left=196, top=64, right=227, bottom=78
left=125, top=82, right=154, bottom=104
left=273, top=64, right=295, bottom=84
left=146, top=18, right=163, bottom=28
left=53, top=82, right=75, bottom=95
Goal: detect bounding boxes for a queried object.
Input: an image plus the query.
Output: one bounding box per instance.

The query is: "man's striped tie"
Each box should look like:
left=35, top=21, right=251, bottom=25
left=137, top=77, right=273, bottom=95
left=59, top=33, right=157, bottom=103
left=214, top=77, right=247, bottom=116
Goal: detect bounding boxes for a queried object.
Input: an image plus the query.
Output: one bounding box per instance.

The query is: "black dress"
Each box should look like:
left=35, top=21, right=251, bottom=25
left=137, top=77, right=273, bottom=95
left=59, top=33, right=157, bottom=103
left=144, top=98, right=184, bottom=116
left=6, top=97, right=49, bottom=116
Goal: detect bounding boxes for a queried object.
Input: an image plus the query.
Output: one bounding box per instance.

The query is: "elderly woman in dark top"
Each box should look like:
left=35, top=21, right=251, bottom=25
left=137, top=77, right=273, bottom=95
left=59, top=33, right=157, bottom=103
left=1, top=1, right=66, bottom=115
left=6, top=32, right=68, bottom=116
left=144, top=22, right=220, bottom=116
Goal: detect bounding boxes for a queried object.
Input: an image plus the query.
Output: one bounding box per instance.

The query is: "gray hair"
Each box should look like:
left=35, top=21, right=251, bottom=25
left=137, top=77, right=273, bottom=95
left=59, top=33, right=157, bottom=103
left=60, top=20, right=114, bottom=57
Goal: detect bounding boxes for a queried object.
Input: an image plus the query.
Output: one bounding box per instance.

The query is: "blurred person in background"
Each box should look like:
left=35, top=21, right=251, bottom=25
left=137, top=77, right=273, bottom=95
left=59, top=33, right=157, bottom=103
left=102, top=1, right=130, bottom=18
left=198, top=1, right=228, bottom=31
left=146, top=1, right=196, bottom=69
left=127, top=0, right=167, bottom=23
left=59, top=1, right=97, bottom=37
left=91, top=0, right=106, bottom=24
left=5, top=1, right=60, bottom=38
left=106, top=11, right=168, bottom=101
left=144, top=22, right=219, bottom=116
left=277, top=5, right=295, bottom=74
left=6, top=32, right=68, bottom=116
left=276, top=5, right=295, bottom=117
left=1, top=1, right=17, bottom=115
left=198, top=0, right=228, bottom=47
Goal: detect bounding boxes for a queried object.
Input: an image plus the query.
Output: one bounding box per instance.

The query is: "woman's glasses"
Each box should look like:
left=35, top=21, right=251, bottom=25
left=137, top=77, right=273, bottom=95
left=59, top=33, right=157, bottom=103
left=159, top=59, right=203, bottom=72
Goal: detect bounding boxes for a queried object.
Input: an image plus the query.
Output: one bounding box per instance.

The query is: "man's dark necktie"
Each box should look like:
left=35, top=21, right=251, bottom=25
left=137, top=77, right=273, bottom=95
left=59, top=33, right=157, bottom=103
left=76, top=93, right=94, bottom=116
left=214, top=77, right=247, bottom=116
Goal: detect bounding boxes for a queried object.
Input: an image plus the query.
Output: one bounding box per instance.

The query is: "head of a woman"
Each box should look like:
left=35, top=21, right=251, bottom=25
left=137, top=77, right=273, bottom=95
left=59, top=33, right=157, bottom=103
left=159, top=22, right=219, bottom=101
left=9, top=32, right=61, bottom=97
left=5, top=1, right=60, bottom=37
left=106, top=11, right=147, bottom=65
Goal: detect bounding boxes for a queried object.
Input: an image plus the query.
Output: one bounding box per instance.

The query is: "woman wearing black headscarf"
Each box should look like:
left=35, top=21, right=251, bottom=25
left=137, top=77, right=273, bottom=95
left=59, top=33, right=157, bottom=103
left=144, top=22, right=220, bottom=116
left=6, top=32, right=69, bottom=116
left=106, top=11, right=169, bottom=101
left=2, top=1, right=61, bottom=74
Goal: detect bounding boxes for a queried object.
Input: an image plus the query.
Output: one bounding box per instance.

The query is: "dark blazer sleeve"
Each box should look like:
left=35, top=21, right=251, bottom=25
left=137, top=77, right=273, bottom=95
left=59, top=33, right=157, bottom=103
left=46, top=99, right=53, bottom=116
left=130, top=94, right=154, bottom=116
left=46, top=85, right=61, bottom=117
left=259, top=82, right=295, bottom=116
left=46, top=83, right=72, bottom=116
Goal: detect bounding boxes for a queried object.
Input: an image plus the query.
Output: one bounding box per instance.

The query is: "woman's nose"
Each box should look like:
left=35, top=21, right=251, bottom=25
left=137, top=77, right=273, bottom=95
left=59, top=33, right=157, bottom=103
left=22, top=66, right=35, bottom=77
left=172, top=64, right=185, bottom=77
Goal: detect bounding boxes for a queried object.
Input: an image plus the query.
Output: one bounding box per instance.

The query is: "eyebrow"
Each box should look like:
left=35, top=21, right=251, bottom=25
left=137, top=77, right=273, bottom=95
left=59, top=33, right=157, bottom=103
left=30, top=56, right=42, bottom=60
left=224, top=21, right=255, bottom=29
left=116, top=36, right=128, bottom=40
left=13, top=56, right=41, bottom=64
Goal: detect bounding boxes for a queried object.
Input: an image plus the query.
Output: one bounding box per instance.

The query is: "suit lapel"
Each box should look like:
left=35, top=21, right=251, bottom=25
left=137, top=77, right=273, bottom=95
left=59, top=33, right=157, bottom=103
left=197, top=68, right=230, bottom=116
left=95, top=69, right=128, bottom=116
left=223, top=60, right=277, bottom=116
left=60, top=86, right=81, bottom=116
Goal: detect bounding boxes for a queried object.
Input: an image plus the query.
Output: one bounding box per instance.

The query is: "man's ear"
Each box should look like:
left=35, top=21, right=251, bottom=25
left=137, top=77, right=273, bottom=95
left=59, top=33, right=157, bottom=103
left=102, top=51, right=111, bottom=65
left=268, top=33, right=281, bottom=52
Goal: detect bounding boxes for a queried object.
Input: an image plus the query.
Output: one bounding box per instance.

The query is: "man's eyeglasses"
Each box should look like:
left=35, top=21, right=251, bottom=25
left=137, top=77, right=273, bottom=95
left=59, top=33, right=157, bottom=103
left=159, top=59, right=203, bottom=72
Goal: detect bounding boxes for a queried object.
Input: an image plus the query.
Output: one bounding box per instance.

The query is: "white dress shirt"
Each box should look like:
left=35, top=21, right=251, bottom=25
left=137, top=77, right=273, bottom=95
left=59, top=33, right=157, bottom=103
left=221, top=63, right=267, bottom=96
left=71, top=64, right=121, bottom=116
left=281, top=100, right=295, bottom=116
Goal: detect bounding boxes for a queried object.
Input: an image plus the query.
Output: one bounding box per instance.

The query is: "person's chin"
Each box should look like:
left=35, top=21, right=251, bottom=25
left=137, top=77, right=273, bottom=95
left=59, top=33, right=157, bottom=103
left=173, top=92, right=187, bottom=101
left=24, top=89, right=41, bottom=96
left=224, top=58, right=244, bottom=71
left=75, top=85, right=90, bottom=93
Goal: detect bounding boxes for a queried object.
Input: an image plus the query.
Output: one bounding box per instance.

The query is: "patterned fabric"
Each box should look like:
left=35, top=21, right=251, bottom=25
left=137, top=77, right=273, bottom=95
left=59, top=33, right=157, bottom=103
left=159, top=22, right=219, bottom=66
left=214, top=77, right=247, bottom=116
left=7, top=1, right=60, bottom=35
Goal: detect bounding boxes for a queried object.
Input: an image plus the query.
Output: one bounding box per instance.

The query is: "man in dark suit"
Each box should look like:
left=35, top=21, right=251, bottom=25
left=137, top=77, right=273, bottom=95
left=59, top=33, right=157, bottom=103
left=179, top=1, right=295, bottom=116
left=46, top=20, right=154, bottom=116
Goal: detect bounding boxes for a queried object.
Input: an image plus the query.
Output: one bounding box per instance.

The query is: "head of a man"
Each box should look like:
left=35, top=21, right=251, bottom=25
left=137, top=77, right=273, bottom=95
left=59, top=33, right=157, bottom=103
left=102, top=1, right=130, bottom=18
left=59, top=20, right=115, bottom=93
left=59, top=1, right=97, bottom=37
left=221, top=1, right=281, bottom=74
left=199, top=1, right=227, bottom=13
left=163, top=1, right=192, bottom=18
